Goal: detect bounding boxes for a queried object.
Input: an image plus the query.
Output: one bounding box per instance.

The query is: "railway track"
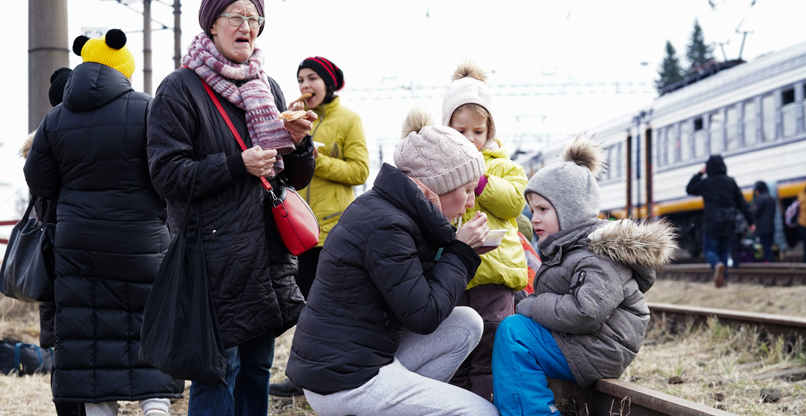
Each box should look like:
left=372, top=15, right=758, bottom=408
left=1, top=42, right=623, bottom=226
left=659, top=263, right=806, bottom=286
left=546, top=304, right=805, bottom=415
left=648, top=302, right=806, bottom=341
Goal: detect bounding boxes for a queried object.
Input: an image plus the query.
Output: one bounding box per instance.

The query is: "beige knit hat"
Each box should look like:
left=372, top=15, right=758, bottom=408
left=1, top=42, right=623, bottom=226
left=394, top=106, right=485, bottom=195
left=442, top=62, right=496, bottom=149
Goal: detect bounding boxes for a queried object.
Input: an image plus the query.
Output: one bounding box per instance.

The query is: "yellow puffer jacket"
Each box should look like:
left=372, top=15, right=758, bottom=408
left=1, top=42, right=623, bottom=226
left=299, top=97, right=370, bottom=246
left=459, top=139, right=529, bottom=290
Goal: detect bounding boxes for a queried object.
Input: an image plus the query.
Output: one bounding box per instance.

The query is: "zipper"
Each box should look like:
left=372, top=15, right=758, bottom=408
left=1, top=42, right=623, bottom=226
left=306, top=105, right=326, bottom=204
left=569, top=271, right=587, bottom=298
left=323, top=211, right=342, bottom=220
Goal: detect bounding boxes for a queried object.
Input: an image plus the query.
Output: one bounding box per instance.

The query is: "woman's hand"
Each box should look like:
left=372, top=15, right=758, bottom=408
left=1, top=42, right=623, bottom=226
left=242, top=146, right=277, bottom=177
left=283, top=101, right=318, bottom=146
left=455, top=211, right=490, bottom=251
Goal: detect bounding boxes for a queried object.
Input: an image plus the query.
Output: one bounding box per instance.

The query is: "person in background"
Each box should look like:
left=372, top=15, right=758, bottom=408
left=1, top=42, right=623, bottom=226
left=285, top=107, right=499, bottom=416
left=492, top=138, right=676, bottom=416
left=23, top=31, right=182, bottom=416
left=18, top=67, right=86, bottom=416
left=146, top=0, right=316, bottom=414
left=686, top=155, right=754, bottom=288
left=270, top=56, right=369, bottom=398
left=751, top=181, right=776, bottom=263
left=442, top=61, right=529, bottom=401
left=798, top=185, right=806, bottom=262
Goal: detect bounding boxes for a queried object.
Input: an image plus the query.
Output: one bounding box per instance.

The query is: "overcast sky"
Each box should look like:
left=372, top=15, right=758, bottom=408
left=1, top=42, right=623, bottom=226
left=2, top=0, right=805, bottom=220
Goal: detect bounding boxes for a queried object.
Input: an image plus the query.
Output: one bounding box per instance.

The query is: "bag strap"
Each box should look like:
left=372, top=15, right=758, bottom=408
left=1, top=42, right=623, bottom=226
left=21, top=196, right=37, bottom=222
left=198, top=77, right=273, bottom=192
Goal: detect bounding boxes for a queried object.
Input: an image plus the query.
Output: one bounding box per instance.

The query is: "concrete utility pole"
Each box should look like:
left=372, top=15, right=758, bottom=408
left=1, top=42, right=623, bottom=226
left=143, top=0, right=152, bottom=95
left=29, top=0, right=69, bottom=132
left=174, top=0, right=182, bottom=69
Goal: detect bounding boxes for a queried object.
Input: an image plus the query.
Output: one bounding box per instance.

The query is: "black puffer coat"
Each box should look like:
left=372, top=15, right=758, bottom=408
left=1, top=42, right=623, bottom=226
left=147, top=68, right=314, bottom=348
left=23, top=62, right=183, bottom=403
left=752, top=190, right=776, bottom=236
left=286, top=163, right=481, bottom=394
left=686, top=155, right=754, bottom=237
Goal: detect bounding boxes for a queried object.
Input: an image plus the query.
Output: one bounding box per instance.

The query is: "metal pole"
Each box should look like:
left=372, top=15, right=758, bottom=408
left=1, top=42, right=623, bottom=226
left=143, top=0, right=152, bottom=94
left=174, top=0, right=181, bottom=69
left=29, top=0, right=69, bottom=132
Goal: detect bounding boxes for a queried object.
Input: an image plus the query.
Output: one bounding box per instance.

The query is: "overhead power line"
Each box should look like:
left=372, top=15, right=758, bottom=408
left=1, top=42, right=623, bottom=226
left=342, top=82, right=654, bottom=101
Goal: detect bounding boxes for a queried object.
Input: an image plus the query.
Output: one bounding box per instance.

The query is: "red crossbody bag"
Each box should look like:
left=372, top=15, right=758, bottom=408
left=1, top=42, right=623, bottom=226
left=200, top=79, right=320, bottom=255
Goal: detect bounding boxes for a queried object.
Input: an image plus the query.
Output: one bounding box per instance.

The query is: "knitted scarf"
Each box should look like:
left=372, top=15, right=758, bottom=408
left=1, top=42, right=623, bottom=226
left=183, top=32, right=295, bottom=176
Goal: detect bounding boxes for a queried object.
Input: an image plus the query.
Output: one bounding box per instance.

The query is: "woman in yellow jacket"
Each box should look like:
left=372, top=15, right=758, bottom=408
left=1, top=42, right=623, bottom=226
left=443, top=62, right=529, bottom=402
left=271, top=56, right=369, bottom=398
left=292, top=56, right=369, bottom=298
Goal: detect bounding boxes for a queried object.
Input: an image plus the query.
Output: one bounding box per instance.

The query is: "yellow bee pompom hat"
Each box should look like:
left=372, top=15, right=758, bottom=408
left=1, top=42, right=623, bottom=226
left=72, top=29, right=135, bottom=79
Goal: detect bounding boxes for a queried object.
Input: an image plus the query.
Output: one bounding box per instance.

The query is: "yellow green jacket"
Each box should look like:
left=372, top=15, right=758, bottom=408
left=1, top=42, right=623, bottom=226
left=460, top=139, right=529, bottom=290
left=300, top=97, right=370, bottom=246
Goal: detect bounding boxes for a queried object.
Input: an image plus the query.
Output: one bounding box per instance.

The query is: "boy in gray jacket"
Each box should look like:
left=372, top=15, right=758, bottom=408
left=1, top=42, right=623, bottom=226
left=491, top=138, right=677, bottom=416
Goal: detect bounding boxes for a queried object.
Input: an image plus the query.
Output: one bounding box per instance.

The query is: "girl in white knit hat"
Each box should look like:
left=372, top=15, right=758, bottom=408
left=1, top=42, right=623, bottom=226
left=442, top=61, right=530, bottom=402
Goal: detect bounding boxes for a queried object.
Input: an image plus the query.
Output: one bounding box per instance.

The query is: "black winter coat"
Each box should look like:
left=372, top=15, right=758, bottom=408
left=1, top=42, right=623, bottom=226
left=147, top=68, right=314, bottom=348
left=752, top=192, right=776, bottom=236
left=686, top=155, right=753, bottom=237
left=286, top=163, right=481, bottom=394
left=23, top=63, right=183, bottom=403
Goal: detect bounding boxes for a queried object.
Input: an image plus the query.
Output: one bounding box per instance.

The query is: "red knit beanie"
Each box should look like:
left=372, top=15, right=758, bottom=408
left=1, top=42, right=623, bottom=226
left=298, top=57, right=345, bottom=91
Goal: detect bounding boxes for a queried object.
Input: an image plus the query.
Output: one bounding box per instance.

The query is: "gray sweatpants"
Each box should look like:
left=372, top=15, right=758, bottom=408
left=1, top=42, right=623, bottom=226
left=304, top=306, right=500, bottom=416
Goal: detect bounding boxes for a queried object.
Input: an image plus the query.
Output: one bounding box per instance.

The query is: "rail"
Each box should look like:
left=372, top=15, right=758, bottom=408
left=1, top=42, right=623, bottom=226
left=648, top=302, right=806, bottom=339
left=548, top=377, right=736, bottom=415
left=659, top=263, right=806, bottom=286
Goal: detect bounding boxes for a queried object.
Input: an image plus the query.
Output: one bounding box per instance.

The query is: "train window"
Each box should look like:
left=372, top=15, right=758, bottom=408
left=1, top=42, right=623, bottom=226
left=725, top=106, right=739, bottom=151
left=743, top=100, right=757, bottom=146
left=762, top=94, right=776, bottom=142
left=680, top=121, right=691, bottom=162
left=666, top=125, right=678, bottom=165
left=782, top=88, right=797, bottom=138
left=693, top=117, right=706, bottom=158
left=709, top=112, right=723, bottom=154
left=616, top=142, right=623, bottom=178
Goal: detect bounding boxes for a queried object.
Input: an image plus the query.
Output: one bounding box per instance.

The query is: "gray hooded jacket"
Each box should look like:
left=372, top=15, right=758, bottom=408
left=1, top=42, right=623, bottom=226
left=525, top=219, right=676, bottom=389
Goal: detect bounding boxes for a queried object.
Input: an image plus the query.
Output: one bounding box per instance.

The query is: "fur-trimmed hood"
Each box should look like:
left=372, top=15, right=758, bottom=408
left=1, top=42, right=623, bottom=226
left=588, top=219, right=677, bottom=272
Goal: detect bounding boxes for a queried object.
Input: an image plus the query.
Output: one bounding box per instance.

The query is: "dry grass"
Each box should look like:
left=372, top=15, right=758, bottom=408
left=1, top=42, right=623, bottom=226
left=0, top=294, right=314, bottom=415
left=2, top=280, right=806, bottom=415
left=627, top=316, right=806, bottom=415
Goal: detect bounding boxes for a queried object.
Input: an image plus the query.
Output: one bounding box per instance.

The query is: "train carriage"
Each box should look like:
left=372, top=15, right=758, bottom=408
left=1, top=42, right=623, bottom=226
left=518, top=41, right=806, bottom=259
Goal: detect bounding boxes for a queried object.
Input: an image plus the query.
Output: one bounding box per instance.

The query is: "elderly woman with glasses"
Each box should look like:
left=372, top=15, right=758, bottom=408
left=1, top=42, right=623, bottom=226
left=146, top=0, right=316, bottom=414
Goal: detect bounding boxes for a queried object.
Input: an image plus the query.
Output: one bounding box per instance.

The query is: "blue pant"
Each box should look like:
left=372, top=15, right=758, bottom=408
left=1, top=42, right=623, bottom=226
left=188, top=329, right=275, bottom=416
left=757, top=234, right=773, bottom=262
left=492, top=315, right=575, bottom=416
left=703, top=233, right=730, bottom=279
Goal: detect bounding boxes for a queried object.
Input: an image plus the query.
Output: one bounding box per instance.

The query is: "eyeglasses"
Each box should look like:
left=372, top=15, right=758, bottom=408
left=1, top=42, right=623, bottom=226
left=218, top=14, right=265, bottom=28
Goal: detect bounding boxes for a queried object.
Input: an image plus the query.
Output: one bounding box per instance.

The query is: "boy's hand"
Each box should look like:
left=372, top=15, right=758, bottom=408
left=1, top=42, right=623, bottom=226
left=516, top=296, right=535, bottom=318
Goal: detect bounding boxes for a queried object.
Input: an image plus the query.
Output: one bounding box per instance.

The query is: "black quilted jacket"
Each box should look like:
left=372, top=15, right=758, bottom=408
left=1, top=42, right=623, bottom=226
left=24, top=62, right=183, bottom=403
left=146, top=68, right=314, bottom=349
left=286, top=163, right=480, bottom=394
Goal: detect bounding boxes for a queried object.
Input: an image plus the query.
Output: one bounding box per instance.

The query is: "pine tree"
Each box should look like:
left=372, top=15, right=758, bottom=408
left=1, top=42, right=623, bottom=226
left=656, top=41, right=684, bottom=94
left=686, top=19, right=714, bottom=74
